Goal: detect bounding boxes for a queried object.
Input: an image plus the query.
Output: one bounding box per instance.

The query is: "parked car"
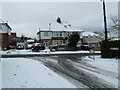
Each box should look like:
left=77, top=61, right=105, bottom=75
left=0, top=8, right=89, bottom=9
left=79, top=45, right=92, bottom=51
left=31, top=43, right=45, bottom=52
left=17, top=45, right=24, bottom=50
left=7, top=45, right=16, bottom=50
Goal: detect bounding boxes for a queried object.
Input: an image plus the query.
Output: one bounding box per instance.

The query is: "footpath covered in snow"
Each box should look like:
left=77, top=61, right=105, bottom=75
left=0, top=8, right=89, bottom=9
left=2, top=58, right=76, bottom=88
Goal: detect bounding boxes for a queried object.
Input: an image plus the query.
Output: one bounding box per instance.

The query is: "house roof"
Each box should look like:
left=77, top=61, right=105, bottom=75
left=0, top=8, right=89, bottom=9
left=0, top=23, right=12, bottom=30
left=36, top=22, right=83, bottom=34
left=82, top=31, right=99, bottom=36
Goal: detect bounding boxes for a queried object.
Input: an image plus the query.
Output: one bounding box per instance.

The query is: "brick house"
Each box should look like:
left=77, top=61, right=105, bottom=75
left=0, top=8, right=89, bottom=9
left=36, top=29, right=83, bottom=48
left=0, top=23, right=12, bottom=50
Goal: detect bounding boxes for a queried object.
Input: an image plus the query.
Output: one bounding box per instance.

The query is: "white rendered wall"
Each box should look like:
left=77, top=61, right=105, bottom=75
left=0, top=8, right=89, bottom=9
left=41, top=32, right=52, bottom=39
left=0, top=24, right=11, bottom=35
left=83, top=35, right=102, bottom=44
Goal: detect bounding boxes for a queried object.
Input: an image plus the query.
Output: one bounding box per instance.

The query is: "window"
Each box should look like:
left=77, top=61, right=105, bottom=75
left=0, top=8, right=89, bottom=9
left=60, top=41, right=63, bottom=44
left=67, top=32, right=70, bottom=37
left=0, top=25, right=2, bottom=30
left=53, top=32, right=62, bottom=37
left=53, top=32, right=57, bottom=37
left=44, top=32, right=48, bottom=36
left=60, top=32, right=62, bottom=37
left=0, top=36, right=3, bottom=43
left=53, top=40, right=63, bottom=45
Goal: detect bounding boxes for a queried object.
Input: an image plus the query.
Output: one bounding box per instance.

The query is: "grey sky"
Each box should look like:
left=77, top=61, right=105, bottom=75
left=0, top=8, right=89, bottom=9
left=1, top=2, right=118, bottom=38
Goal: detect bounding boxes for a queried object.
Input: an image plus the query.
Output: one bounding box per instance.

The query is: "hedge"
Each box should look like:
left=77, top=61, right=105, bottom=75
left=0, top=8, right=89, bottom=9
left=101, top=40, right=120, bottom=58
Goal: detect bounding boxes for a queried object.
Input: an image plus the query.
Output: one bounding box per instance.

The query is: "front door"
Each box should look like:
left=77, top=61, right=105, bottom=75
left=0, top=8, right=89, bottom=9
left=44, top=41, right=49, bottom=48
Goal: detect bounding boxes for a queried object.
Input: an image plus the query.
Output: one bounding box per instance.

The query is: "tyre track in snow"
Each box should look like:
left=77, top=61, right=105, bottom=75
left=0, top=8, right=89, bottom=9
left=58, top=55, right=118, bottom=79
left=30, top=56, right=117, bottom=90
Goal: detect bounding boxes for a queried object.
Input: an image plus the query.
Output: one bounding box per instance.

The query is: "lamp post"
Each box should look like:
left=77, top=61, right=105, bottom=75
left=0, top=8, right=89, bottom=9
left=49, top=23, right=51, bottom=31
left=39, top=28, right=41, bottom=43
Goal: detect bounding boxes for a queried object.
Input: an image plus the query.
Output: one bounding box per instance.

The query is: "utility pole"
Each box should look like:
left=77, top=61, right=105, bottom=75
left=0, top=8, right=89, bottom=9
left=102, top=0, right=108, bottom=41
left=118, top=1, right=120, bottom=40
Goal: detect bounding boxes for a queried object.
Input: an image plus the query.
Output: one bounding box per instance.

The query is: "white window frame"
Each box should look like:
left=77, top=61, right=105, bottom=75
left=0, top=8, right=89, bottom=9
left=44, top=32, right=48, bottom=36
left=53, top=40, right=63, bottom=46
left=53, top=31, right=63, bottom=37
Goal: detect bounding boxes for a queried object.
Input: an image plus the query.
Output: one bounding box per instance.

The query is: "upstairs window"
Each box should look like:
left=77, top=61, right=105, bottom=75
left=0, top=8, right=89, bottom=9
left=60, top=32, right=62, bottom=37
left=44, top=32, right=48, bottom=36
left=53, top=32, right=62, bottom=37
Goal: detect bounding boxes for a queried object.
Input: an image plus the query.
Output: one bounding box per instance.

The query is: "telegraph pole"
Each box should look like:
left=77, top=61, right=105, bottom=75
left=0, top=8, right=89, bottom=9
left=118, top=1, right=120, bottom=40
left=102, top=0, right=108, bottom=41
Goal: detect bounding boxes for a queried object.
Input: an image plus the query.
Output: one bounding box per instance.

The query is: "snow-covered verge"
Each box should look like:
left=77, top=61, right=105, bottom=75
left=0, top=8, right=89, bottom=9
left=82, top=56, right=118, bottom=88
left=0, top=49, right=100, bottom=55
left=84, top=56, right=118, bottom=73
left=2, top=58, right=76, bottom=88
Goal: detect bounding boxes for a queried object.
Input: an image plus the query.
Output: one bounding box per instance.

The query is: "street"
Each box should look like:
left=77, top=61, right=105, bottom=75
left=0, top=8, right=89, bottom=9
left=30, top=55, right=118, bottom=90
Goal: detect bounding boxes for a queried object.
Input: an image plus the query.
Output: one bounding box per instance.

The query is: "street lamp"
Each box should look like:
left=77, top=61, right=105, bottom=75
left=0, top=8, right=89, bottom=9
left=49, top=23, right=51, bottom=31
left=39, top=28, right=41, bottom=43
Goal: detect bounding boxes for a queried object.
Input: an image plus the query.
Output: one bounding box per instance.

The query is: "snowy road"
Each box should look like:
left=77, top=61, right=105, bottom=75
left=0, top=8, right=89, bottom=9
left=31, top=55, right=118, bottom=89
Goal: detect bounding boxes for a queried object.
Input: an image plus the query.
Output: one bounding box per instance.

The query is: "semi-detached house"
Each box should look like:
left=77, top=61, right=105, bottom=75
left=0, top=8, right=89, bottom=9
left=36, top=29, right=83, bottom=48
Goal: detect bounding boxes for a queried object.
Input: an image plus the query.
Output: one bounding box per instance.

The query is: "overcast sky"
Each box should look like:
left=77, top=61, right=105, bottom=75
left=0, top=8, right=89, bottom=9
left=1, top=2, right=118, bottom=38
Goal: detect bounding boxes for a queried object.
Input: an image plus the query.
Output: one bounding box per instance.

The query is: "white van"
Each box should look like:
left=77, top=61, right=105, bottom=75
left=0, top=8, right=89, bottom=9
left=26, top=40, right=35, bottom=49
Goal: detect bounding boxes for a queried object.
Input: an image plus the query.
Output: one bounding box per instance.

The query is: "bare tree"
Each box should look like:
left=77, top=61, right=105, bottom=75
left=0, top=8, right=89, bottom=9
left=110, top=16, right=120, bottom=40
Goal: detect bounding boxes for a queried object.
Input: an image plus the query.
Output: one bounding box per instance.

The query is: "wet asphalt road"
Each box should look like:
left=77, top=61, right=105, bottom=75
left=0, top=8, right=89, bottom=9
left=29, top=55, right=117, bottom=90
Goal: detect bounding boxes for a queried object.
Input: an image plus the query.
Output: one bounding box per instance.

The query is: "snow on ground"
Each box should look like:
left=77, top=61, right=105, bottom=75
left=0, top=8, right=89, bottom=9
left=0, top=49, right=100, bottom=55
left=0, top=60, right=2, bottom=90
left=84, top=56, right=118, bottom=73
left=2, top=58, right=76, bottom=88
left=82, top=56, right=118, bottom=88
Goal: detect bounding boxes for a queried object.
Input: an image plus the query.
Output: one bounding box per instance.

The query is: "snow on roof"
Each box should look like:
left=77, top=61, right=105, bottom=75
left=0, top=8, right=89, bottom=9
left=27, top=39, right=34, bottom=42
left=110, top=37, right=119, bottom=41
left=82, top=31, right=99, bottom=36
left=37, top=22, right=83, bottom=34
left=0, top=23, right=12, bottom=30
left=39, top=29, right=83, bottom=32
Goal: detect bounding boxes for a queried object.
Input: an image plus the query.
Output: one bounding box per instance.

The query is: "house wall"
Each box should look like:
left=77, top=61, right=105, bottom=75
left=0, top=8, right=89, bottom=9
left=0, top=33, right=10, bottom=49
left=11, top=33, right=17, bottom=47
left=82, top=35, right=102, bottom=48
left=0, top=23, right=12, bottom=50
left=83, top=35, right=102, bottom=44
